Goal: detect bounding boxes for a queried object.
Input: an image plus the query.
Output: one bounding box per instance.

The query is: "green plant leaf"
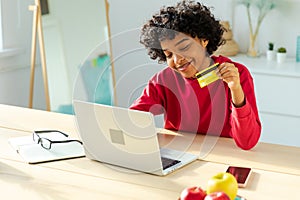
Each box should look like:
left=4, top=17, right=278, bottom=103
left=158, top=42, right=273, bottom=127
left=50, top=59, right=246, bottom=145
left=277, top=47, right=287, bottom=53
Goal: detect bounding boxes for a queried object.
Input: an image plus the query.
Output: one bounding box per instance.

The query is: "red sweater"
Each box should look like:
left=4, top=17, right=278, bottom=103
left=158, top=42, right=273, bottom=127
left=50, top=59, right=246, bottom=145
left=130, top=56, right=261, bottom=150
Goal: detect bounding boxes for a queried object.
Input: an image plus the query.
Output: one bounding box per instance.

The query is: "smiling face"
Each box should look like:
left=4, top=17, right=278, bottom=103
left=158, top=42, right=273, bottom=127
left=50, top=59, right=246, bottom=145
left=160, top=33, right=212, bottom=78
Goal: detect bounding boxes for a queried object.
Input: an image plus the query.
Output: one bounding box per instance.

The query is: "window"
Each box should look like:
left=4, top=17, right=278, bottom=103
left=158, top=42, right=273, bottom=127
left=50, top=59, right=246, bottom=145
left=0, top=0, right=3, bottom=50
left=0, top=0, right=32, bottom=69
left=0, top=0, right=19, bottom=51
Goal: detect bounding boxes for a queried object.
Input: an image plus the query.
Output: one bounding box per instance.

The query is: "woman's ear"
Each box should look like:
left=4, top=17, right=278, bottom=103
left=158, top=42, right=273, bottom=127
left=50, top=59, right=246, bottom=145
left=201, top=39, right=209, bottom=48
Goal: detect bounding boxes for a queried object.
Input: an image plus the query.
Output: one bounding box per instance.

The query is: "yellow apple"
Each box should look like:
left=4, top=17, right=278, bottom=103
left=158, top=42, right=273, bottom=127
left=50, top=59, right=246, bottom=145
left=206, top=172, right=238, bottom=200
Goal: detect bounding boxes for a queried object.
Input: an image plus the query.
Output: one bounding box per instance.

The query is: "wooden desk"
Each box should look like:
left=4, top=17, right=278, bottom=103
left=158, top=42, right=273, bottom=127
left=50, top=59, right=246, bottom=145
left=1, top=104, right=300, bottom=199
left=1, top=104, right=299, bottom=175
left=158, top=130, right=300, bottom=175
left=0, top=104, right=77, bottom=134
left=1, top=127, right=300, bottom=199
left=0, top=157, right=178, bottom=199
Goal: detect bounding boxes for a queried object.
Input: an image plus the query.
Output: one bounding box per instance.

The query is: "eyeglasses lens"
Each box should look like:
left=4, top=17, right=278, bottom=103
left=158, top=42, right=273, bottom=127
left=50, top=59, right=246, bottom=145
left=40, top=138, right=51, bottom=149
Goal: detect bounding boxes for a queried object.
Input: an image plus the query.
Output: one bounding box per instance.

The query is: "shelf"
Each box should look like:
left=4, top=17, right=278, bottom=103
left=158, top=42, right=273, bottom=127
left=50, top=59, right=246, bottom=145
left=229, top=54, right=300, bottom=78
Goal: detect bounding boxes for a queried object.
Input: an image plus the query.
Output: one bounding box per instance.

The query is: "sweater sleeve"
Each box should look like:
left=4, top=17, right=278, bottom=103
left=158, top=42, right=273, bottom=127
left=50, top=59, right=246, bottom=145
left=229, top=66, right=262, bottom=150
left=129, top=79, right=165, bottom=115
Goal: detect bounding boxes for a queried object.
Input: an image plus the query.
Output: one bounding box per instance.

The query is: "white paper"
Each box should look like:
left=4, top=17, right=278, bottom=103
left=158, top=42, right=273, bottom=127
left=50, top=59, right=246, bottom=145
left=8, top=134, right=85, bottom=164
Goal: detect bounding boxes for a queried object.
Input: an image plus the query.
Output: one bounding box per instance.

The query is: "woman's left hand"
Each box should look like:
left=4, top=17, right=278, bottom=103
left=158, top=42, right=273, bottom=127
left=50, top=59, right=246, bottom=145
left=217, top=62, right=241, bottom=90
left=217, top=62, right=245, bottom=107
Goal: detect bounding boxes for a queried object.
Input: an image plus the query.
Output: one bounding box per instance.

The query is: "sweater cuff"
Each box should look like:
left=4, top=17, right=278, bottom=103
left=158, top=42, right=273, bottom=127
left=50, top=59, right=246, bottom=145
left=231, top=98, right=251, bottom=118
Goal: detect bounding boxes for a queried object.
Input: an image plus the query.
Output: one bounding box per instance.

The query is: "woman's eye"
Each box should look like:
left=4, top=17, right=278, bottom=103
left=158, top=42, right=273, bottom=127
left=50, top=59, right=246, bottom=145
left=179, top=44, right=191, bottom=51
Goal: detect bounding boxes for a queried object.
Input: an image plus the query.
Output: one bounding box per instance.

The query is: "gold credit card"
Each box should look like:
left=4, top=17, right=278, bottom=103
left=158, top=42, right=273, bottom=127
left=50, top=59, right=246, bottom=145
left=195, top=62, right=220, bottom=88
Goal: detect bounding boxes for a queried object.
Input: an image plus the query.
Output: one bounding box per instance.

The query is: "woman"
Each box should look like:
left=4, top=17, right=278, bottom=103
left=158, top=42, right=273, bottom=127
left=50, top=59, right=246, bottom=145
left=130, top=0, right=261, bottom=150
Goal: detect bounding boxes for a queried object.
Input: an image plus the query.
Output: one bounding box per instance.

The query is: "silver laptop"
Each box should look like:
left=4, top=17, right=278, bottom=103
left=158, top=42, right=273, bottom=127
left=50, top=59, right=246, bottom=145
left=73, top=100, right=198, bottom=176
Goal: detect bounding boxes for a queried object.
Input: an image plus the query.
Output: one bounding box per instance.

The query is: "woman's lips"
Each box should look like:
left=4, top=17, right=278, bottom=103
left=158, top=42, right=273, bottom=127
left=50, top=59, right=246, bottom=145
left=177, top=62, right=191, bottom=71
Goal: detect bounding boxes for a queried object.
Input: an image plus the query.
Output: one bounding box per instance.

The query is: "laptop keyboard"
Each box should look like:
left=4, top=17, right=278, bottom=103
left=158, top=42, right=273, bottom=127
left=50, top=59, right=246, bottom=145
left=161, top=157, right=181, bottom=170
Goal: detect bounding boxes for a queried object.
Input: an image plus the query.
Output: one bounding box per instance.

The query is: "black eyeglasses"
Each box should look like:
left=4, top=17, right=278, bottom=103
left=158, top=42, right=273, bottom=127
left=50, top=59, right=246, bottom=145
left=33, top=130, right=83, bottom=150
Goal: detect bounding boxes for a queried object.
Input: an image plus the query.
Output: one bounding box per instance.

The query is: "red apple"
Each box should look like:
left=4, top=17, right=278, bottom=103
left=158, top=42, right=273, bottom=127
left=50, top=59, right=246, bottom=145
left=180, top=186, right=207, bottom=200
left=204, top=192, right=230, bottom=200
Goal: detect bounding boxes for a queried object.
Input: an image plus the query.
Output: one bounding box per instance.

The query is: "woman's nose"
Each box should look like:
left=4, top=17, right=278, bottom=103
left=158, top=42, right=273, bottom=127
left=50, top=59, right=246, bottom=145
left=173, top=54, right=184, bottom=64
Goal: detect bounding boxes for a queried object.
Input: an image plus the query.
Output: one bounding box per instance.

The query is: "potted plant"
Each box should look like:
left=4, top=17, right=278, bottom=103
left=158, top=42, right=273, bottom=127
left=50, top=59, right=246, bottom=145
left=277, top=47, right=287, bottom=63
left=237, top=0, right=277, bottom=57
left=266, top=42, right=275, bottom=60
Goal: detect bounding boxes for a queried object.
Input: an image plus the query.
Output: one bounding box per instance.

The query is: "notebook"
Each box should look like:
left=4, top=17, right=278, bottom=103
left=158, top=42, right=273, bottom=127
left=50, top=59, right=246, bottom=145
left=8, top=131, right=85, bottom=164
left=73, top=100, right=198, bottom=176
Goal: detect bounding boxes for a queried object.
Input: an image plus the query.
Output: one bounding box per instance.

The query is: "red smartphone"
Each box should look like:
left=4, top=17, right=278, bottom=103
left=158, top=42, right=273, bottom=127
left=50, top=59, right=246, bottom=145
left=226, top=166, right=252, bottom=188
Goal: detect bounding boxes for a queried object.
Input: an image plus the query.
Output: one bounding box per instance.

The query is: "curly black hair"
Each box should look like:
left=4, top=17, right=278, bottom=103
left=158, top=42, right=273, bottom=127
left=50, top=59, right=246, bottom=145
left=140, top=0, right=225, bottom=63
